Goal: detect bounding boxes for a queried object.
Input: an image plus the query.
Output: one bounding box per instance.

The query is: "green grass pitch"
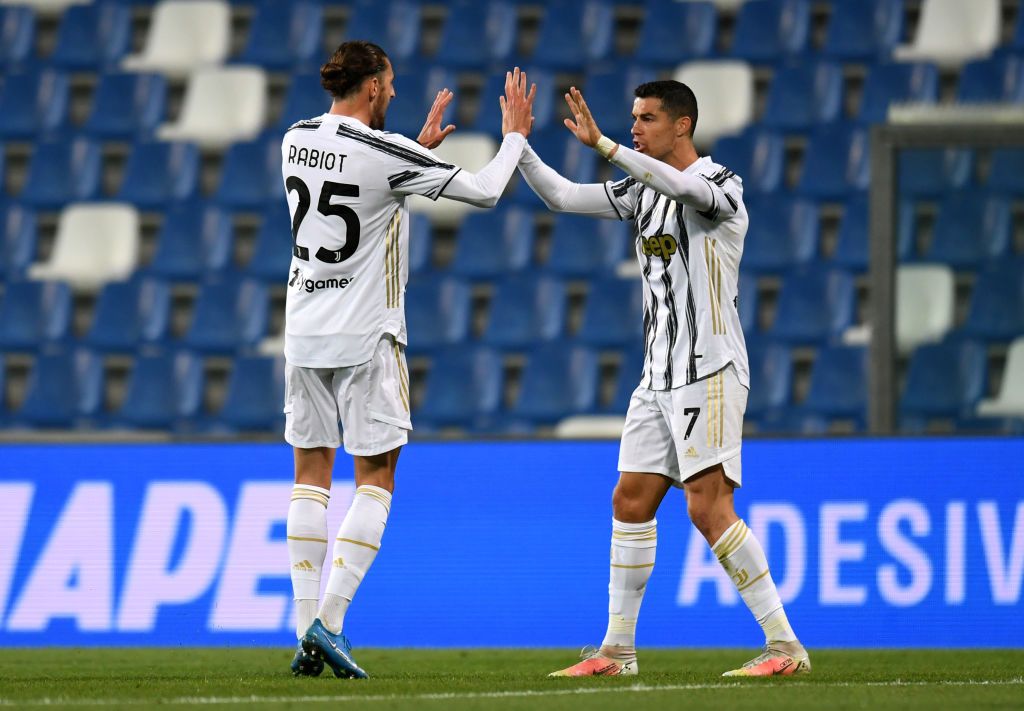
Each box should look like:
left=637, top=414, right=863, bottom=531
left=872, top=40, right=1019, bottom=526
left=1, top=649, right=1022, bottom=710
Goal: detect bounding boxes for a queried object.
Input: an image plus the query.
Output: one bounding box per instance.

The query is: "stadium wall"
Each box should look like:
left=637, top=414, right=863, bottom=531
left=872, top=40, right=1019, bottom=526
left=0, top=439, right=1021, bottom=648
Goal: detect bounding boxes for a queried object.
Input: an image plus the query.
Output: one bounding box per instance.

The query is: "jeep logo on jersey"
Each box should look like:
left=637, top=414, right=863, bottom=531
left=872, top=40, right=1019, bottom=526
left=290, top=268, right=354, bottom=293
left=641, top=234, right=678, bottom=262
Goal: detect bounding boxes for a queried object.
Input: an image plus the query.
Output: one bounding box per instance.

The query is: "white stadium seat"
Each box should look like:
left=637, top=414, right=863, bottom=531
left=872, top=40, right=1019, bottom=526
left=122, top=0, right=231, bottom=79
left=554, top=415, right=626, bottom=439
left=0, top=0, right=87, bottom=14
left=157, top=66, right=267, bottom=150
left=896, top=264, right=955, bottom=354
left=29, top=203, right=139, bottom=292
left=673, top=61, right=754, bottom=149
left=977, top=338, right=1024, bottom=417
left=894, top=0, right=1000, bottom=68
left=409, top=133, right=498, bottom=228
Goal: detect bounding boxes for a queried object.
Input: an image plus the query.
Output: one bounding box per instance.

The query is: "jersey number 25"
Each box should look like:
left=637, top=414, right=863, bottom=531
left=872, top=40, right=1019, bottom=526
left=285, top=176, right=361, bottom=263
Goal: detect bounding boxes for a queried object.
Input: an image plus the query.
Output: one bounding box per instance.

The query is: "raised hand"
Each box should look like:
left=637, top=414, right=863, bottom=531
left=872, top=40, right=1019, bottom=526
left=499, top=66, right=536, bottom=138
left=563, top=86, right=603, bottom=148
left=417, top=88, right=456, bottom=149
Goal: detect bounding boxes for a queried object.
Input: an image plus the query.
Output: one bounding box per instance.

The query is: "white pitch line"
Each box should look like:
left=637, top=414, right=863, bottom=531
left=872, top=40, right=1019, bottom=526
left=2, top=678, right=1022, bottom=707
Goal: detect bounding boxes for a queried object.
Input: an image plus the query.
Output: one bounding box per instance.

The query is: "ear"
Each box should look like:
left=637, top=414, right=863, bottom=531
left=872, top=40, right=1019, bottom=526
left=367, top=76, right=379, bottom=101
left=676, top=115, right=690, bottom=138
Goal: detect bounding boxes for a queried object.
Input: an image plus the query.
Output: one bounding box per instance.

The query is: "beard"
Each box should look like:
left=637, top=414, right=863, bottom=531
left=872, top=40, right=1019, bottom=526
left=369, top=96, right=387, bottom=130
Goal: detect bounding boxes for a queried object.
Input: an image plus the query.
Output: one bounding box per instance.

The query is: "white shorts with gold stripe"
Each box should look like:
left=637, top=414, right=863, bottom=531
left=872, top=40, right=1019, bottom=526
left=617, top=363, right=747, bottom=487
left=284, top=334, right=411, bottom=456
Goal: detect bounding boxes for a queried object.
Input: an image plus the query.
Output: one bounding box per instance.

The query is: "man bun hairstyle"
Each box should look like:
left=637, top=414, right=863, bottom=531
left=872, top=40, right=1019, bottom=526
left=321, top=41, right=389, bottom=100
left=634, top=80, right=698, bottom=136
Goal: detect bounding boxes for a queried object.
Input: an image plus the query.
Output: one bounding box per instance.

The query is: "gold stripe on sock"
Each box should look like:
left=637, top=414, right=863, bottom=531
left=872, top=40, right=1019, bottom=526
left=714, top=522, right=748, bottom=561
left=716, top=527, right=749, bottom=562
left=713, top=521, right=746, bottom=557
left=291, top=493, right=329, bottom=507
left=611, top=562, right=656, bottom=569
left=287, top=535, right=328, bottom=543
left=612, top=534, right=658, bottom=542
left=736, top=568, right=770, bottom=592
left=336, top=537, right=380, bottom=551
left=356, top=487, right=392, bottom=514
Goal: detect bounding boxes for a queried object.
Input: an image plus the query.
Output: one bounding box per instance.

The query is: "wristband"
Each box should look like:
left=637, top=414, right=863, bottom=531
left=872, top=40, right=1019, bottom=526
left=595, top=135, right=618, bottom=159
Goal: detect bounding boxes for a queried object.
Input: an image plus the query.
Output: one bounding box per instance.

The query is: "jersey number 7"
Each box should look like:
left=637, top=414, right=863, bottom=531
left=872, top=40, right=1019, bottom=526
left=286, top=176, right=362, bottom=263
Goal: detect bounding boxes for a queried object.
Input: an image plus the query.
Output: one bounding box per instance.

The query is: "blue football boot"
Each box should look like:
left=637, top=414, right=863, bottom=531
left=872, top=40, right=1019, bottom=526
left=301, top=618, right=369, bottom=679
left=290, top=640, right=324, bottom=676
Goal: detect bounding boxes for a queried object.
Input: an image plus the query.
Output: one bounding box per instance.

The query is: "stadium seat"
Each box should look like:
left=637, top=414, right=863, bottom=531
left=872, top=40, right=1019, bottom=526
left=276, top=73, right=329, bottom=132
left=545, top=214, right=629, bottom=277
left=960, top=259, right=1024, bottom=342
left=115, top=141, right=201, bottom=209
left=510, top=130, right=598, bottom=206
left=581, top=64, right=658, bottom=140
left=14, top=350, right=104, bottom=428
left=212, top=137, right=281, bottom=210
left=182, top=278, right=269, bottom=354
left=511, top=342, right=599, bottom=423
left=408, top=213, right=432, bottom=275
left=822, top=0, right=903, bottom=62
left=369, top=66, right=458, bottom=140
left=235, top=0, right=322, bottom=70
left=1015, top=10, right=1024, bottom=51
left=450, top=207, right=534, bottom=279
left=0, top=204, right=37, bottom=279
left=576, top=277, right=644, bottom=348
left=408, top=133, right=498, bottom=227
left=832, top=193, right=914, bottom=271
left=737, top=271, right=759, bottom=334
left=83, top=278, right=172, bottom=353
left=0, top=5, right=35, bottom=68
left=472, top=67, right=555, bottom=135
left=956, top=55, right=1024, bottom=104
left=602, top=345, right=645, bottom=414
left=111, top=351, right=205, bottom=430
left=416, top=345, right=504, bottom=427
left=530, top=0, right=615, bottom=71
left=404, top=274, right=472, bottom=353
left=897, top=148, right=973, bottom=200
left=82, top=72, right=168, bottom=140
left=0, top=69, right=69, bottom=140
left=434, top=0, right=517, bottom=70
left=901, top=340, right=987, bottom=419
left=796, top=124, right=870, bottom=200
left=896, top=264, right=954, bottom=354
left=801, top=345, right=868, bottom=420
left=745, top=340, right=793, bottom=419
left=246, top=200, right=292, bottom=282
left=770, top=268, right=856, bottom=344
left=894, top=0, right=1000, bottom=68
left=29, top=203, right=139, bottom=291
left=19, top=138, right=101, bottom=209
left=977, top=337, right=1024, bottom=417
left=482, top=274, right=567, bottom=349
left=342, top=0, right=421, bottom=64
left=157, top=66, right=267, bottom=150
left=710, top=129, right=784, bottom=195
left=673, top=61, right=754, bottom=149
left=2, top=0, right=89, bottom=14
left=216, top=355, right=286, bottom=431
left=986, top=148, right=1024, bottom=196
left=858, top=62, right=939, bottom=124
left=634, top=0, right=716, bottom=67
left=742, top=197, right=819, bottom=274
left=0, top=281, right=72, bottom=351
left=924, top=193, right=1011, bottom=269
left=730, top=0, right=810, bottom=63
left=148, top=201, right=233, bottom=282
left=122, top=0, right=231, bottom=78
left=51, top=2, right=131, bottom=70
left=756, top=409, right=831, bottom=435
left=761, top=62, right=844, bottom=133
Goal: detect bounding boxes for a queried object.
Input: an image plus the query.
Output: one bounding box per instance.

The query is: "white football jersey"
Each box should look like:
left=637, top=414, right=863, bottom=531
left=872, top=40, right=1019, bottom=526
left=281, top=113, right=460, bottom=368
left=606, top=156, right=750, bottom=390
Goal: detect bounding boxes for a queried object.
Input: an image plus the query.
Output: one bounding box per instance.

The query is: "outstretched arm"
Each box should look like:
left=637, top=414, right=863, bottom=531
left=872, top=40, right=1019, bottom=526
left=516, top=144, right=622, bottom=217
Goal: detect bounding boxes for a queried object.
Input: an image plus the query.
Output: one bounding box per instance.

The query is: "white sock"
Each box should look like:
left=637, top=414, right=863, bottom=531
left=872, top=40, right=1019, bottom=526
left=319, top=485, right=392, bottom=634
left=712, top=519, right=797, bottom=644
left=601, top=518, right=657, bottom=654
left=288, top=484, right=330, bottom=640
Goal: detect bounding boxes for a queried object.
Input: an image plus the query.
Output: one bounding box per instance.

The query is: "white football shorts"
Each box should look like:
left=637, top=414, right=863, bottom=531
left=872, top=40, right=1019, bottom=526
left=283, top=334, right=412, bottom=456
left=617, top=363, right=747, bottom=487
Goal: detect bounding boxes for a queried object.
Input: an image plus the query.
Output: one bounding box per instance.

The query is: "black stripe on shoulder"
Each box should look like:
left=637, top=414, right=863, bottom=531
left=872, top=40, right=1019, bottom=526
left=335, top=124, right=455, bottom=170
left=603, top=182, right=623, bottom=220
left=388, top=170, right=422, bottom=189
left=724, top=191, right=738, bottom=212
left=696, top=178, right=720, bottom=221
left=433, top=167, right=462, bottom=200
left=611, top=176, right=636, bottom=198
left=286, top=119, right=323, bottom=133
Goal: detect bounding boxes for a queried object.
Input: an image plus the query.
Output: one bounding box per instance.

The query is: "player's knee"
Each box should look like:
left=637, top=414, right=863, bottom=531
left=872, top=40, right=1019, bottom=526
left=611, top=484, right=651, bottom=523
left=686, top=497, right=715, bottom=538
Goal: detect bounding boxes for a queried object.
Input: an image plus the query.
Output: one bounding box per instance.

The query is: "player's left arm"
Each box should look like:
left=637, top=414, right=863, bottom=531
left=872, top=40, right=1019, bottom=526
left=417, top=89, right=456, bottom=149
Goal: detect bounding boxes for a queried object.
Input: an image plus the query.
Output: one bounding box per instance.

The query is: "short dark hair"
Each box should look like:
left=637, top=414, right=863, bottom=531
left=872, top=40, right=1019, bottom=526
left=320, top=41, right=389, bottom=100
left=634, top=80, right=698, bottom=136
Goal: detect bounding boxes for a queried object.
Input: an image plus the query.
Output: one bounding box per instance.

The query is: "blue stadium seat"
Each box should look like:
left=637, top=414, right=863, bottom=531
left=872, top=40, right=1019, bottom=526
left=925, top=193, right=1011, bottom=269
left=531, top=0, right=615, bottom=71
left=115, top=142, right=200, bottom=209
left=544, top=214, right=628, bottom=277
left=738, top=272, right=759, bottom=334
left=276, top=73, right=329, bottom=132
left=482, top=274, right=567, bottom=349
left=217, top=355, right=286, bottom=431
left=20, top=138, right=101, bottom=209
left=182, top=279, right=269, bottom=354
left=212, top=137, right=282, bottom=210
left=761, top=62, right=844, bottom=133
left=14, top=350, right=104, bottom=428
left=770, top=268, right=856, bottom=344
left=956, top=55, right=1024, bottom=103
left=898, top=148, right=973, bottom=200
left=385, top=66, right=458, bottom=138
left=0, top=6, right=35, bottom=68
left=510, top=129, right=598, bottom=206
left=236, top=1, right=322, bottom=70
left=247, top=200, right=292, bottom=282
left=149, top=202, right=233, bottom=282
left=986, top=148, right=1024, bottom=195
left=434, top=0, right=517, bottom=70
left=416, top=345, right=504, bottom=427
left=634, top=0, right=716, bottom=67
left=511, top=342, right=599, bottom=423
left=731, top=0, right=810, bottom=63
left=408, top=213, right=432, bottom=275
left=797, top=124, right=870, bottom=200
left=710, top=129, right=785, bottom=194
left=581, top=64, right=658, bottom=140
left=745, top=341, right=793, bottom=419
left=756, top=409, right=830, bottom=435
left=859, top=62, right=939, bottom=124
left=51, top=2, right=131, bottom=70
left=0, top=204, right=37, bottom=279
left=742, top=197, right=819, bottom=274
left=822, top=0, right=903, bottom=62
left=0, top=69, right=69, bottom=140
left=473, top=67, right=555, bottom=133
left=576, top=277, right=644, bottom=348
left=0, top=281, right=72, bottom=351
left=111, top=352, right=205, bottom=430
left=801, top=345, right=868, bottom=420
left=83, top=278, right=172, bottom=353
left=1013, top=9, right=1024, bottom=51
left=832, top=193, right=914, bottom=271
left=960, top=260, right=1024, bottom=342
left=603, top=345, right=644, bottom=414
left=901, top=340, right=987, bottom=419
left=82, top=72, right=167, bottom=140
left=450, top=207, right=534, bottom=279
left=343, top=0, right=421, bottom=64
left=405, top=275, right=472, bottom=354
left=957, top=415, right=1024, bottom=435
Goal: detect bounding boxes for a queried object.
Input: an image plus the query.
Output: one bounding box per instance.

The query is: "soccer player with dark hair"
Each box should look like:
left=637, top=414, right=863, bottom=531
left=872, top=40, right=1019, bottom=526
left=517, top=80, right=810, bottom=678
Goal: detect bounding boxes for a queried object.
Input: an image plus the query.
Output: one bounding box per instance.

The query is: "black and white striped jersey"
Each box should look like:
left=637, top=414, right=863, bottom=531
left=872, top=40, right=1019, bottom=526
left=606, top=156, right=750, bottom=390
